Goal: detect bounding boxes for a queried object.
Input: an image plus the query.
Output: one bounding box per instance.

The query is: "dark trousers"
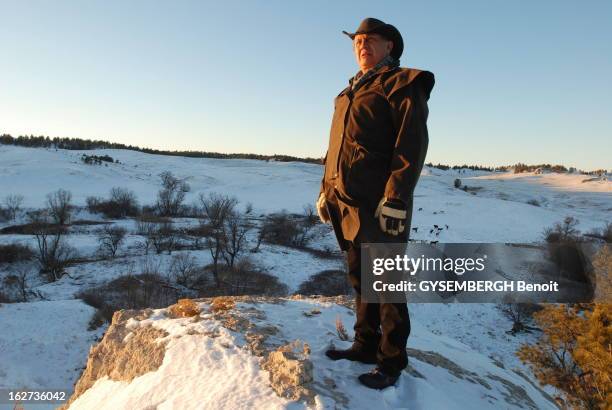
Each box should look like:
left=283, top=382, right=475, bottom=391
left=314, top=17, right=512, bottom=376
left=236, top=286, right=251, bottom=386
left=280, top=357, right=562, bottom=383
left=327, top=193, right=410, bottom=377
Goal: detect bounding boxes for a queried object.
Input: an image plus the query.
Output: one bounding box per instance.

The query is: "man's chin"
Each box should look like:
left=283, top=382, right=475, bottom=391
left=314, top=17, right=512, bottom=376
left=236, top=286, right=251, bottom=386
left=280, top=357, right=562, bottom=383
left=360, top=57, right=381, bottom=70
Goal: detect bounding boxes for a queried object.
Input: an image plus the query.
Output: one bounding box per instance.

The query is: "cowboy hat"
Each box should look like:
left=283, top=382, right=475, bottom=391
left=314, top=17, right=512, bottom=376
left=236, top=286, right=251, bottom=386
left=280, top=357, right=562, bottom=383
left=343, top=17, right=404, bottom=60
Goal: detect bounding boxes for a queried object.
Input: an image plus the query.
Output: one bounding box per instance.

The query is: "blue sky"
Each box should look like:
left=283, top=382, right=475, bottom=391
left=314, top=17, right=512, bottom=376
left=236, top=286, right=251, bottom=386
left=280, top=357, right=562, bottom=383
left=1, top=0, right=610, bottom=170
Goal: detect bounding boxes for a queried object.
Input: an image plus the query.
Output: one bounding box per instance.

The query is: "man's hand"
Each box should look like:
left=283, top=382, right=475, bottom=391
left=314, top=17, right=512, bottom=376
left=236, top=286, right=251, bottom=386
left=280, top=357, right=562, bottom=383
left=317, top=193, right=331, bottom=224
left=375, top=197, right=407, bottom=236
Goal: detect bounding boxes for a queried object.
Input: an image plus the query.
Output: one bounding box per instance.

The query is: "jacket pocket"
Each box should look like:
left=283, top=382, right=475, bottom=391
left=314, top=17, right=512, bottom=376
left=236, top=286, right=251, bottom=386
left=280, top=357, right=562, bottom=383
left=344, top=145, right=389, bottom=205
left=344, top=145, right=358, bottom=185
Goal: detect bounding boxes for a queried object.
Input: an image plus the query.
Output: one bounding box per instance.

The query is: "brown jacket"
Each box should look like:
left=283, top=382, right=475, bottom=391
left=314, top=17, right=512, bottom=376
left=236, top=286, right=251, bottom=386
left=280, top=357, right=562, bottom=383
left=321, top=66, right=435, bottom=244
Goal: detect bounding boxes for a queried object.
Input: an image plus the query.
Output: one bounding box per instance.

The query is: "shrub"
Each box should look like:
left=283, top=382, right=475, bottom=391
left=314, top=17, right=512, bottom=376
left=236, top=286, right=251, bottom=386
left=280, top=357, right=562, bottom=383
left=169, top=253, right=198, bottom=286
left=454, top=178, right=461, bottom=188
left=0, top=219, right=64, bottom=234
left=2, top=264, right=32, bottom=302
left=46, top=189, right=72, bottom=225
left=0, top=243, right=35, bottom=264
left=183, top=224, right=211, bottom=250
left=86, top=196, right=103, bottom=214
left=517, top=303, right=611, bottom=409
left=336, top=316, right=350, bottom=341
left=77, top=273, right=183, bottom=324
left=4, top=194, right=24, bottom=220
left=29, top=217, right=76, bottom=282
left=0, top=290, right=13, bottom=303
left=0, top=207, right=9, bottom=222
left=136, top=216, right=178, bottom=254
left=542, top=217, right=590, bottom=285
left=513, top=163, right=529, bottom=173
left=81, top=154, right=115, bottom=165
left=97, top=225, right=128, bottom=258
left=109, top=187, right=139, bottom=218
left=135, top=214, right=167, bottom=235
left=498, top=302, right=542, bottom=334
left=197, top=258, right=287, bottom=297
left=543, top=216, right=581, bottom=243
left=527, top=199, right=540, bottom=207
left=259, top=210, right=315, bottom=248
left=86, top=188, right=139, bottom=219
left=296, top=270, right=352, bottom=296
left=156, top=171, right=190, bottom=216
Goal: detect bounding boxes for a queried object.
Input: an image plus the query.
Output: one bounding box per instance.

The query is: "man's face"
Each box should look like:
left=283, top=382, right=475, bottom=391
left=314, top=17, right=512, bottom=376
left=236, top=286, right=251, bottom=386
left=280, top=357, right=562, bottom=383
left=353, top=33, right=393, bottom=72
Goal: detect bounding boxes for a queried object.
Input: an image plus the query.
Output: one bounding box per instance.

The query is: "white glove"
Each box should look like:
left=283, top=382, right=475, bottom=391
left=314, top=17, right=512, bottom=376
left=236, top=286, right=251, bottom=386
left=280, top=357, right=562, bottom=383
left=374, top=197, right=407, bottom=236
left=316, top=192, right=331, bottom=224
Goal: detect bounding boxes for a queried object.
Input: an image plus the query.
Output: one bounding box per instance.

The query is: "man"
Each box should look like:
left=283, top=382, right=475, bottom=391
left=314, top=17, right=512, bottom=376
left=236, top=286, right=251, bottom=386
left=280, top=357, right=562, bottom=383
left=317, top=17, right=434, bottom=389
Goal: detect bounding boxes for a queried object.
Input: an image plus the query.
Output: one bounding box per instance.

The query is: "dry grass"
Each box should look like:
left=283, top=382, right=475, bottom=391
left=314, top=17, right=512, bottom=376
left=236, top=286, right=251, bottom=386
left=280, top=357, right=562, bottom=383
left=335, top=315, right=349, bottom=341
left=167, top=298, right=201, bottom=318
left=210, top=296, right=236, bottom=312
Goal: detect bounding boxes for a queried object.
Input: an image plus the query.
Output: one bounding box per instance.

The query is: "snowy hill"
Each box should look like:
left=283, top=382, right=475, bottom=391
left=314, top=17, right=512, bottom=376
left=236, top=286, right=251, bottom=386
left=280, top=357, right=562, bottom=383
left=0, top=145, right=610, bottom=409
left=62, top=296, right=558, bottom=410
left=1, top=144, right=609, bottom=240
left=0, top=145, right=322, bottom=214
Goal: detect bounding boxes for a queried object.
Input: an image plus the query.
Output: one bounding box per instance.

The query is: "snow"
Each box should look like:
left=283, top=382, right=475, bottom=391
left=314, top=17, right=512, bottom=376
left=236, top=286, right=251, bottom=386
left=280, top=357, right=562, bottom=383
left=69, top=309, right=290, bottom=410
left=0, top=145, right=322, bottom=214
left=68, top=299, right=558, bottom=409
left=0, top=300, right=104, bottom=410
left=0, top=145, right=610, bottom=409
left=249, top=242, right=343, bottom=292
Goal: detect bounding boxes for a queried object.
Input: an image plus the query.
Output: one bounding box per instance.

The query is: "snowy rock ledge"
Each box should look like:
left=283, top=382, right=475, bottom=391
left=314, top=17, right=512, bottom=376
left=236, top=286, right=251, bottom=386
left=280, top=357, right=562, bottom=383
left=62, top=296, right=559, bottom=410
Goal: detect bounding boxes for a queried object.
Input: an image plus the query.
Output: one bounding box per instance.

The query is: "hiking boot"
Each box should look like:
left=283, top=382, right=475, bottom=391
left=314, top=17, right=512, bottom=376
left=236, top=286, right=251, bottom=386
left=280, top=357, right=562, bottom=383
left=325, top=345, right=377, bottom=364
left=358, top=367, right=399, bottom=389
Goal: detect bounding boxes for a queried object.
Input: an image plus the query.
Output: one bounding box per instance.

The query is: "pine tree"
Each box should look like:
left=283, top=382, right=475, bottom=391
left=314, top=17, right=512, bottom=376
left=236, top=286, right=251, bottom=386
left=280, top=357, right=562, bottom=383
left=517, top=246, right=611, bottom=409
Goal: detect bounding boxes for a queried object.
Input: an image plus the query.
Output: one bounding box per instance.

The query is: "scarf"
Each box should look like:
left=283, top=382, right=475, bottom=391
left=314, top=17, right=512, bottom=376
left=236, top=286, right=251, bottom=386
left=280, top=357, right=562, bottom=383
left=349, top=55, right=400, bottom=93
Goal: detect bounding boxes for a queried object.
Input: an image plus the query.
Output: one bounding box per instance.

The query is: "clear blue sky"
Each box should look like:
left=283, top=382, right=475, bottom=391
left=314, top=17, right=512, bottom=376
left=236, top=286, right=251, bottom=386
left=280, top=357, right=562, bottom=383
left=1, top=0, right=610, bottom=170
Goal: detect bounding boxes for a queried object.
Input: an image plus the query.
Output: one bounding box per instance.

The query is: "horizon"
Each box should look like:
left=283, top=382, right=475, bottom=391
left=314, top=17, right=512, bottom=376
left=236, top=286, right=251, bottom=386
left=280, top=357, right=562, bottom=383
left=1, top=1, right=611, bottom=170
left=2, top=133, right=608, bottom=172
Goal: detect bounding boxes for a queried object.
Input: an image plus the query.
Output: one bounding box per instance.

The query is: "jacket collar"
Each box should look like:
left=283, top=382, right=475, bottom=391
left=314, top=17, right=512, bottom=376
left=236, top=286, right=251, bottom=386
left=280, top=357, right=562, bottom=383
left=347, top=56, right=400, bottom=94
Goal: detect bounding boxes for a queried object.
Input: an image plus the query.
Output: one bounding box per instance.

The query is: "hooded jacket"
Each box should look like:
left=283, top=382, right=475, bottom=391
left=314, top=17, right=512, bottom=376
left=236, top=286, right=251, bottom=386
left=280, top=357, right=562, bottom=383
left=321, top=65, right=435, bottom=244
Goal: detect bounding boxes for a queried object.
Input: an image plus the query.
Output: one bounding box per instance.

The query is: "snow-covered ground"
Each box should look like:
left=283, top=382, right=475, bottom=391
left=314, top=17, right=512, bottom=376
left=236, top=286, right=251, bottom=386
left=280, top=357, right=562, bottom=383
left=0, top=144, right=610, bottom=409
left=67, top=297, right=558, bottom=410
left=0, top=300, right=105, bottom=410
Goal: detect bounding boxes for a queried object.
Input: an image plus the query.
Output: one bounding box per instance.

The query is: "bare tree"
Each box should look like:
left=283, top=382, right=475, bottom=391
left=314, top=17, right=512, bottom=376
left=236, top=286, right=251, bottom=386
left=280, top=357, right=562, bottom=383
left=169, top=253, right=198, bottom=286
left=46, top=189, right=72, bottom=225
left=3, top=263, right=31, bottom=302
left=252, top=224, right=267, bottom=253
left=140, top=218, right=177, bottom=255
left=136, top=217, right=156, bottom=254
left=222, top=209, right=251, bottom=268
left=97, top=225, right=128, bottom=258
left=156, top=171, right=190, bottom=216
left=303, top=203, right=318, bottom=228
left=199, top=193, right=238, bottom=286
left=543, top=216, right=580, bottom=243
left=157, top=220, right=178, bottom=254
left=4, top=194, right=24, bottom=220
left=498, top=302, right=542, bottom=334
left=109, top=187, right=139, bottom=218
left=184, top=224, right=211, bottom=250
left=29, top=213, right=75, bottom=282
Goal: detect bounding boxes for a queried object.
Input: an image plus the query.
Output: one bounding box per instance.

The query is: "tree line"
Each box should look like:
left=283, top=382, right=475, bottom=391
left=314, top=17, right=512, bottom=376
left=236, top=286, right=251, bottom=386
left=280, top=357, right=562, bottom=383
left=0, top=133, right=323, bottom=164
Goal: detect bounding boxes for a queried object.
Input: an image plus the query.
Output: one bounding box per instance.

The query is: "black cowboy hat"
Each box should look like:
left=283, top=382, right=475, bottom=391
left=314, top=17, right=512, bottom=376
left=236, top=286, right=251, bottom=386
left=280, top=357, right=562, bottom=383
left=343, top=17, right=404, bottom=60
